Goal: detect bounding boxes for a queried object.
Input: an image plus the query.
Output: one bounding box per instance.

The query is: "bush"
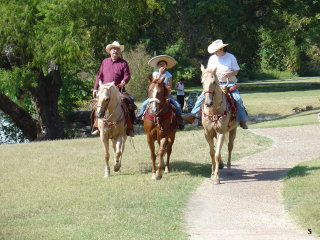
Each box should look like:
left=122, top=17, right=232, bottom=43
left=123, top=45, right=152, bottom=101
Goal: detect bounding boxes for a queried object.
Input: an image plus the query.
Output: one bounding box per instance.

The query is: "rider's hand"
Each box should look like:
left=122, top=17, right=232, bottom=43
left=158, top=67, right=166, bottom=76
left=93, top=90, right=98, bottom=98
left=118, top=80, right=126, bottom=88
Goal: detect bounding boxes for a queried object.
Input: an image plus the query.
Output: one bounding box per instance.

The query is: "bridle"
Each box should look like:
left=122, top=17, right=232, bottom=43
left=96, top=88, right=124, bottom=127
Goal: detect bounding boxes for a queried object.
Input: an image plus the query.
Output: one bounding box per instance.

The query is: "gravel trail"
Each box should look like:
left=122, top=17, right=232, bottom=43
left=185, top=125, right=320, bottom=240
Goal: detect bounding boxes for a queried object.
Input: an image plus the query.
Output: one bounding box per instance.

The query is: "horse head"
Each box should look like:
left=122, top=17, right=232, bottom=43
left=147, top=76, right=167, bottom=115
left=201, top=64, right=219, bottom=108
left=96, top=82, right=119, bottom=118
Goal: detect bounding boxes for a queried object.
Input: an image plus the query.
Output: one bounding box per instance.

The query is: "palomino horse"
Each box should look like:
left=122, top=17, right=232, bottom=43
left=201, top=65, right=238, bottom=184
left=143, top=77, right=177, bottom=180
left=96, top=82, right=127, bottom=178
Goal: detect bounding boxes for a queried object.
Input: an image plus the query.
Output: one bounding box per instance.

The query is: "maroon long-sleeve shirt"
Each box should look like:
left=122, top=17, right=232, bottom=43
left=94, top=57, right=131, bottom=90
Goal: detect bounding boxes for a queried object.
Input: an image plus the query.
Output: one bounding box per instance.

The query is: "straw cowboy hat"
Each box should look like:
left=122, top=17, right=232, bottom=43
left=105, top=41, right=124, bottom=53
left=148, top=55, right=177, bottom=68
left=208, top=39, right=229, bottom=54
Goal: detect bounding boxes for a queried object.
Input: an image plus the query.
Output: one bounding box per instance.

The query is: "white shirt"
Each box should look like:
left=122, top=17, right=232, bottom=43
left=207, top=52, right=240, bottom=83
left=176, top=82, right=184, bottom=96
left=152, top=71, right=172, bottom=86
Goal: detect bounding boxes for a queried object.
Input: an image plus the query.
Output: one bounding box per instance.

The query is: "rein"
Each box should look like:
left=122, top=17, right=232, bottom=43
left=98, top=98, right=125, bottom=128
left=202, top=85, right=231, bottom=128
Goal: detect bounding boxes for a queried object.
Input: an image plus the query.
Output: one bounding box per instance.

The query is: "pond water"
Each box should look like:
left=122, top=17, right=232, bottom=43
left=0, top=111, right=28, bottom=144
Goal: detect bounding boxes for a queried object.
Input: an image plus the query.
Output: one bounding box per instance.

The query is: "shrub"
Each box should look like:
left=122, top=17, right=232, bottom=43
left=123, top=44, right=152, bottom=101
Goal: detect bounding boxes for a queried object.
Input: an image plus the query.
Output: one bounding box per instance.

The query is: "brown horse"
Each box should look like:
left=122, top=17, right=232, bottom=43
left=96, top=82, right=127, bottom=178
left=143, top=77, right=177, bottom=180
left=201, top=65, right=238, bottom=184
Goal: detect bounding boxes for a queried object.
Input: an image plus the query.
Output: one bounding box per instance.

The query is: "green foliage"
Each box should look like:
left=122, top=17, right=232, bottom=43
left=283, top=158, right=320, bottom=236
left=123, top=44, right=152, bottom=101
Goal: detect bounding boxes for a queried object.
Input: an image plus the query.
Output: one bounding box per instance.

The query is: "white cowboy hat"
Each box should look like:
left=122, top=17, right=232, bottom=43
left=208, top=39, right=229, bottom=54
left=148, top=55, right=177, bottom=68
left=105, top=41, right=124, bottom=53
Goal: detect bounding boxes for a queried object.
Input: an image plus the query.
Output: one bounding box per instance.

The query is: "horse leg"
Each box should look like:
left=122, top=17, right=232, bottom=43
left=112, top=136, right=124, bottom=172
left=212, top=133, right=225, bottom=184
left=204, top=132, right=216, bottom=177
left=147, top=135, right=157, bottom=179
left=227, top=129, right=237, bottom=176
left=165, top=138, right=173, bottom=174
left=101, top=136, right=110, bottom=178
left=156, top=138, right=167, bottom=180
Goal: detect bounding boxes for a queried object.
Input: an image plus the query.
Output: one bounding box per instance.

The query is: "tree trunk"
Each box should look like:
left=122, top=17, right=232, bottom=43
left=0, top=93, right=41, bottom=141
left=29, top=66, right=65, bottom=140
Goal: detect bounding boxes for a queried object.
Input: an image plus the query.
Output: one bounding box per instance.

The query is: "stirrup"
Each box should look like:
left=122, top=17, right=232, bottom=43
left=240, top=121, right=248, bottom=129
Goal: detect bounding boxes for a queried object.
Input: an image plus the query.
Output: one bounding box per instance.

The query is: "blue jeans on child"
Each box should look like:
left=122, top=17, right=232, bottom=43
left=190, top=82, right=247, bottom=122
left=137, top=95, right=182, bottom=117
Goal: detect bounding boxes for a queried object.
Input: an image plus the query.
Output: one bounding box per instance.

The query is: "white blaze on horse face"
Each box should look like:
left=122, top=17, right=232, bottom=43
left=151, top=87, right=158, bottom=112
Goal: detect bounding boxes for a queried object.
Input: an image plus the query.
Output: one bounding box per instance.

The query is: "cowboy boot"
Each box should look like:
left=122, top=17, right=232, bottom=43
left=91, top=118, right=100, bottom=136
left=176, top=114, right=184, bottom=130
left=125, top=114, right=134, bottom=137
left=240, top=121, right=248, bottom=129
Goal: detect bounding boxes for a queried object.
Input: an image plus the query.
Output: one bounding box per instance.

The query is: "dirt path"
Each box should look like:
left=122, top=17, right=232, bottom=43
left=185, top=125, right=320, bottom=240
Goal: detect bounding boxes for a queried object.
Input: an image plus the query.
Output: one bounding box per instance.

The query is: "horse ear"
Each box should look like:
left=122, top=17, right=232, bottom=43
left=201, top=64, right=205, bottom=73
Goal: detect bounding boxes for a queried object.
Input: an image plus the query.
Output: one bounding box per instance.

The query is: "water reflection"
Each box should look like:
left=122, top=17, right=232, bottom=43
left=0, top=111, right=28, bottom=144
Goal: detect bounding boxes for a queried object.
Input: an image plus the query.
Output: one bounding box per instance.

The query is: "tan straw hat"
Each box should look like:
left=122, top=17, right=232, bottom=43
left=208, top=39, right=229, bottom=54
left=105, top=41, right=124, bottom=53
left=148, top=55, right=177, bottom=68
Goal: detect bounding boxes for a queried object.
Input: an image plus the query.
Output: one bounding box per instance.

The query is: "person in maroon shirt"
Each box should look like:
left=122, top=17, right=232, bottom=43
left=91, top=41, right=135, bottom=137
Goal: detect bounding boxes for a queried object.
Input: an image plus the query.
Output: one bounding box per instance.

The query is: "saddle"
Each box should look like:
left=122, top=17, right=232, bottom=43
left=120, top=92, right=138, bottom=125
left=225, top=85, right=238, bottom=121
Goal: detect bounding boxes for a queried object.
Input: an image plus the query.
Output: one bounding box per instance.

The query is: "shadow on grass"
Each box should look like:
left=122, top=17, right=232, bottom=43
left=284, top=165, right=320, bottom=179
left=240, top=81, right=320, bottom=93
left=249, top=107, right=320, bottom=125
left=171, top=161, right=212, bottom=177
left=136, top=160, right=319, bottom=183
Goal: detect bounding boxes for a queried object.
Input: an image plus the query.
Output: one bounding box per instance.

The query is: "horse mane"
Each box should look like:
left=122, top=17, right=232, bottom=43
left=201, top=67, right=218, bottom=84
left=98, top=82, right=121, bottom=101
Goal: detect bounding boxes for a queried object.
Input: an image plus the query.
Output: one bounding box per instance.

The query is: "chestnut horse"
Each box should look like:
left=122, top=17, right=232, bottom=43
left=201, top=65, right=237, bottom=184
left=143, top=77, right=177, bottom=180
left=96, top=82, right=127, bottom=178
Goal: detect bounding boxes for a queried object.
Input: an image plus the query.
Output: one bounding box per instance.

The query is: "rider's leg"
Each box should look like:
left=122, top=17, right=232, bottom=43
left=136, top=98, right=150, bottom=118
left=229, top=87, right=248, bottom=129
left=183, top=92, right=204, bottom=123
left=169, top=96, right=184, bottom=129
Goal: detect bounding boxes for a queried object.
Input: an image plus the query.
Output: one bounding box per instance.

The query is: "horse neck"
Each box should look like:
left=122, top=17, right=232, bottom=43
left=106, top=88, right=122, bottom=118
left=214, top=82, right=223, bottom=107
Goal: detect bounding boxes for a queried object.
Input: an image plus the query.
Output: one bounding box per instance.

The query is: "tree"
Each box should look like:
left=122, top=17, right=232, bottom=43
left=0, top=0, right=149, bottom=141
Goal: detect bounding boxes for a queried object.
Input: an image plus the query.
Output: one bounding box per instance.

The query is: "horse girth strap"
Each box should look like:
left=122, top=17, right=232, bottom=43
left=145, top=110, right=173, bottom=122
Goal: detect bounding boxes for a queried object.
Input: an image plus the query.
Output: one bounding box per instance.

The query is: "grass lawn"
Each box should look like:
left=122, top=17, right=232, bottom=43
left=282, top=158, right=320, bottom=236
left=0, top=128, right=271, bottom=240
left=1, top=76, right=319, bottom=239
left=182, top=77, right=320, bottom=128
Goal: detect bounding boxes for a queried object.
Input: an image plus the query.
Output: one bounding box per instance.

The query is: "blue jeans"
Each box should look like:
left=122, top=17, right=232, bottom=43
left=137, top=95, right=182, bottom=117
left=191, top=82, right=247, bottom=122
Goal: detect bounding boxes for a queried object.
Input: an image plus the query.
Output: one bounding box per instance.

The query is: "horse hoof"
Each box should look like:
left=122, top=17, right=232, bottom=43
left=152, top=173, right=157, bottom=180
left=213, top=179, right=220, bottom=185
left=219, top=161, right=224, bottom=169
left=164, top=166, right=169, bottom=174
left=211, top=175, right=220, bottom=184
left=114, top=163, right=121, bottom=172
left=155, top=171, right=162, bottom=180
